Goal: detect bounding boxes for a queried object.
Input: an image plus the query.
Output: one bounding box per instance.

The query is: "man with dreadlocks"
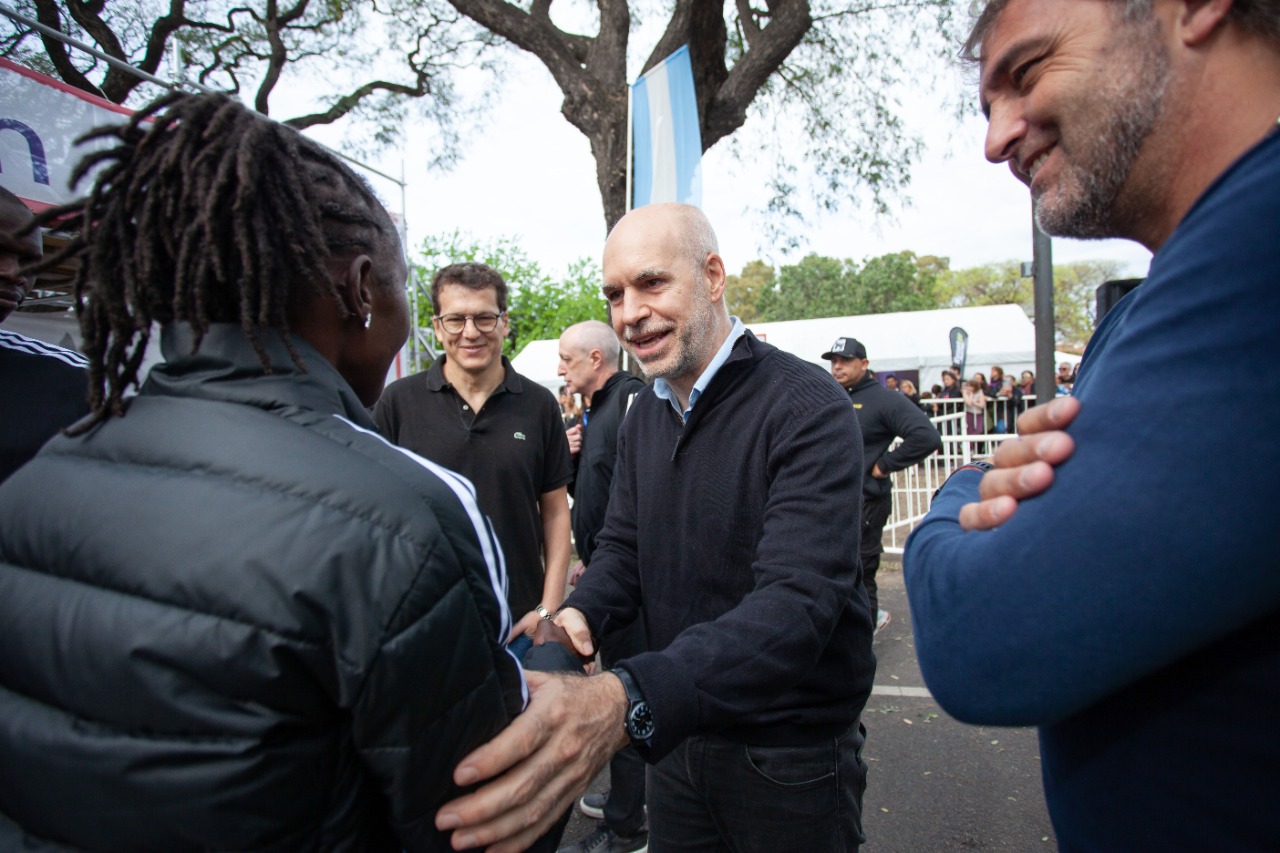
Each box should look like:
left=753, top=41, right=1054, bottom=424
left=0, top=94, right=543, bottom=852
left=0, top=185, right=90, bottom=482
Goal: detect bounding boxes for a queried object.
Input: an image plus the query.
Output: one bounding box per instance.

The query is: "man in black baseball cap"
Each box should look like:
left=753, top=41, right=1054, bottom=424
left=823, top=336, right=940, bottom=633
left=822, top=337, right=868, bottom=362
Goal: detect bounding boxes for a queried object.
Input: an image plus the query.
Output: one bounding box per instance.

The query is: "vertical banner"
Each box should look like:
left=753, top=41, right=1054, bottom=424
left=630, top=45, right=702, bottom=209
left=949, top=326, right=969, bottom=378
left=0, top=57, right=133, bottom=212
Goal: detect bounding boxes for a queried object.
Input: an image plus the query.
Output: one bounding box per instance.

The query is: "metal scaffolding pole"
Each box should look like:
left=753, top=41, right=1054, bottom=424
left=1032, top=208, right=1056, bottom=405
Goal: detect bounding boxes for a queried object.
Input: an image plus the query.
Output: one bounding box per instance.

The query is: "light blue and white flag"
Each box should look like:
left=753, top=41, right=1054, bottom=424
left=630, top=45, right=702, bottom=209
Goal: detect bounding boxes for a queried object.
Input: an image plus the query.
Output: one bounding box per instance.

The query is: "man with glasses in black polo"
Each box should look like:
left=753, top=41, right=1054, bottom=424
left=375, top=262, right=573, bottom=658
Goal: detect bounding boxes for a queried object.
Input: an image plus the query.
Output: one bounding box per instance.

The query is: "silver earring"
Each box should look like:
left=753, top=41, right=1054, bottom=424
left=363, top=314, right=371, bottom=329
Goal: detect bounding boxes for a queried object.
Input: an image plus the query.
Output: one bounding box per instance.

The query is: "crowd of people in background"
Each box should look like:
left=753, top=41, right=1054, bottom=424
left=558, top=360, right=1081, bottom=444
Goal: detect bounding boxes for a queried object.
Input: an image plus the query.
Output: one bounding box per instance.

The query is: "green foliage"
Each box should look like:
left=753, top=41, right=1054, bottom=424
left=757, top=253, right=853, bottom=322
left=507, top=258, right=608, bottom=358
left=414, top=231, right=605, bottom=358
left=852, top=251, right=941, bottom=315
left=724, top=260, right=776, bottom=324
left=937, top=259, right=1123, bottom=346
left=731, top=1, right=966, bottom=250
left=754, top=250, right=943, bottom=322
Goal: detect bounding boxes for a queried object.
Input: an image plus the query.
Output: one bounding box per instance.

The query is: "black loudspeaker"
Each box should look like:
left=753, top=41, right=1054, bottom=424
left=1095, top=278, right=1145, bottom=325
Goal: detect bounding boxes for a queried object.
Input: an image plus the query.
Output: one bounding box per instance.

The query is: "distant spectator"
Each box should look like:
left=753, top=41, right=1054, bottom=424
left=1018, top=370, right=1035, bottom=397
left=939, top=370, right=962, bottom=399
left=1057, top=362, right=1076, bottom=394
left=963, top=377, right=987, bottom=438
left=987, top=366, right=1010, bottom=398
left=559, top=384, right=582, bottom=429
left=900, top=379, right=922, bottom=408
left=918, top=387, right=937, bottom=417
left=988, top=366, right=1017, bottom=433
left=885, top=375, right=899, bottom=392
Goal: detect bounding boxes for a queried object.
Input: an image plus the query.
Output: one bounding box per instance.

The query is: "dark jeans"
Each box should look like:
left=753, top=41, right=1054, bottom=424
left=860, top=493, right=893, bottom=618
left=599, top=613, right=649, bottom=836
left=646, top=723, right=867, bottom=852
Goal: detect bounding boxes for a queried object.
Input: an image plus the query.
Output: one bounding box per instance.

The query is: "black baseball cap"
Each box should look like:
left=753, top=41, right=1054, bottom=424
left=821, top=337, right=868, bottom=360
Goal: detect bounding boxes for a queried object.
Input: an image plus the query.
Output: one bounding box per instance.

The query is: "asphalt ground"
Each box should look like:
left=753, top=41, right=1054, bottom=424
left=559, top=561, right=1058, bottom=852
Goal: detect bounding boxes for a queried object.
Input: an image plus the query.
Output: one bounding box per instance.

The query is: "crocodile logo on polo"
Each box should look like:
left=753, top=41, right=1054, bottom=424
left=514, top=431, right=527, bottom=440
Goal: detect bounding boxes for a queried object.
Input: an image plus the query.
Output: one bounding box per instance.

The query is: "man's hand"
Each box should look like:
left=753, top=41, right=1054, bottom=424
left=553, top=607, right=595, bottom=658
left=871, top=462, right=888, bottom=479
left=958, top=396, right=1081, bottom=531
left=435, top=670, right=629, bottom=852
left=508, top=610, right=541, bottom=644
left=566, top=424, right=583, bottom=456
left=568, top=559, right=586, bottom=587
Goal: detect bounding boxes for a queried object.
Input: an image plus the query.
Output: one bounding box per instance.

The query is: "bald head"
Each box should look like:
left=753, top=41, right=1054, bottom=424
left=0, top=187, right=41, bottom=324
left=606, top=203, right=720, bottom=281
left=563, top=320, right=619, bottom=363
left=601, top=204, right=730, bottom=400
left=559, top=320, right=621, bottom=401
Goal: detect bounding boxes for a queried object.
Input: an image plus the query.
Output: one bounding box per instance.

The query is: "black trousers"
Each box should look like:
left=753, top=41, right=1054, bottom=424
left=646, top=723, right=867, bottom=852
left=599, top=612, right=649, bottom=836
left=860, top=493, right=893, bottom=618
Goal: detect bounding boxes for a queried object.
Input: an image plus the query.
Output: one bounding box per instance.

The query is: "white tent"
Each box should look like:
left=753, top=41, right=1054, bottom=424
left=746, top=304, right=1037, bottom=390
left=509, top=338, right=565, bottom=394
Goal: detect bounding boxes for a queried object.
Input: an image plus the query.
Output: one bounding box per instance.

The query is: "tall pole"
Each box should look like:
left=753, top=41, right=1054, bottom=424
left=1032, top=205, right=1056, bottom=406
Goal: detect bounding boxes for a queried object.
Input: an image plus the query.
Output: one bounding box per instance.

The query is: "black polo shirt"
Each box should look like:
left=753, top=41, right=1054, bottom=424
left=374, top=355, right=572, bottom=616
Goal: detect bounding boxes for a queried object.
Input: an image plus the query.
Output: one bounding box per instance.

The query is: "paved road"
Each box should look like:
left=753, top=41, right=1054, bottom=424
left=561, top=562, right=1058, bottom=851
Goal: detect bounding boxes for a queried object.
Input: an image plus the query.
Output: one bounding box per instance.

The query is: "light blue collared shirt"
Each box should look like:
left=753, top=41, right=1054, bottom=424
left=653, top=317, right=746, bottom=422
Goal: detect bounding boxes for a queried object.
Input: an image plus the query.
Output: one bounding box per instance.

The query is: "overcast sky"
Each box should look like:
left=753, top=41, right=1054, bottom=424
left=302, top=45, right=1154, bottom=285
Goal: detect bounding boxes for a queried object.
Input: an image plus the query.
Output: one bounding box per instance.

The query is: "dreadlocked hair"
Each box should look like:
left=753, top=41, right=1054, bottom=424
left=32, top=91, right=392, bottom=430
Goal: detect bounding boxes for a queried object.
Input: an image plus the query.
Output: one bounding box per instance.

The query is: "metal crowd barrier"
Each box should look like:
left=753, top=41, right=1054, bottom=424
left=878, top=395, right=1039, bottom=555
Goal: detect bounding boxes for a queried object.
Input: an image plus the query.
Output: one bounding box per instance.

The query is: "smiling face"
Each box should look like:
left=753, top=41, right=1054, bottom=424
left=601, top=206, right=727, bottom=396
left=979, top=0, right=1172, bottom=242
left=433, top=282, right=508, bottom=380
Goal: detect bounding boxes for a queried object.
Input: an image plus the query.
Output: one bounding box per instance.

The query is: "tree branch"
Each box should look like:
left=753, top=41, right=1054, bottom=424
left=702, top=0, right=813, bottom=149
left=31, top=0, right=103, bottom=98
left=735, top=0, right=762, bottom=48
left=445, top=0, right=589, bottom=99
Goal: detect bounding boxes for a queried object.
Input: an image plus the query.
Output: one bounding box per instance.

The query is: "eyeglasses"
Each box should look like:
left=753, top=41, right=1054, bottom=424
left=435, top=312, right=504, bottom=334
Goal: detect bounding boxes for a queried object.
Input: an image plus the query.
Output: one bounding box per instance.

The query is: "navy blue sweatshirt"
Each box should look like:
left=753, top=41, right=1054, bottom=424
left=905, top=129, right=1280, bottom=849
left=565, top=332, right=876, bottom=760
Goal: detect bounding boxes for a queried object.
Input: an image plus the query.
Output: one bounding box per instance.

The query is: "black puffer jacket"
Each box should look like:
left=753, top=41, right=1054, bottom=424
left=0, top=325, right=526, bottom=852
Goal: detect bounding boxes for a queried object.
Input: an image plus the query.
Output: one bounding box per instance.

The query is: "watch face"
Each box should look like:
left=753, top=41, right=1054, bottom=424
left=628, top=702, right=656, bottom=741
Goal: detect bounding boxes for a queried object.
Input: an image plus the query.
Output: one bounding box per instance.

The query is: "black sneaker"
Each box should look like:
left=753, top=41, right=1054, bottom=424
left=557, top=822, right=648, bottom=853
left=578, top=791, right=608, bottom=820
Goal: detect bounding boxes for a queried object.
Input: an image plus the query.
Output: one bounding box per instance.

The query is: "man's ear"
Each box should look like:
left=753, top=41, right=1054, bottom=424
left=338, top=254, right=375, bottom=323
left=1178, top=0, right=1233, bottom=46
left=704, top=252, right=727, bottom=302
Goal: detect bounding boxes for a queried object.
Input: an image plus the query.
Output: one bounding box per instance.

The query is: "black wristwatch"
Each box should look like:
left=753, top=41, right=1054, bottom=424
left=612, top=667, right=655, bottom=747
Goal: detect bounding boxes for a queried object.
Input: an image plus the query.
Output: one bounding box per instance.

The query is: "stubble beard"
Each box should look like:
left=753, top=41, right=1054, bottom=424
left=627, top=291, right=718, bottom=382
left=1034, top=23, right=1171, bottom=240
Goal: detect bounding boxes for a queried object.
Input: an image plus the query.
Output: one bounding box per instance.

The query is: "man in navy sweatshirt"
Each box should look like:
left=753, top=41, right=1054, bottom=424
left=904, top=0, right=1280, bottom=848
left=436, top=203, right=876, bottom=852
